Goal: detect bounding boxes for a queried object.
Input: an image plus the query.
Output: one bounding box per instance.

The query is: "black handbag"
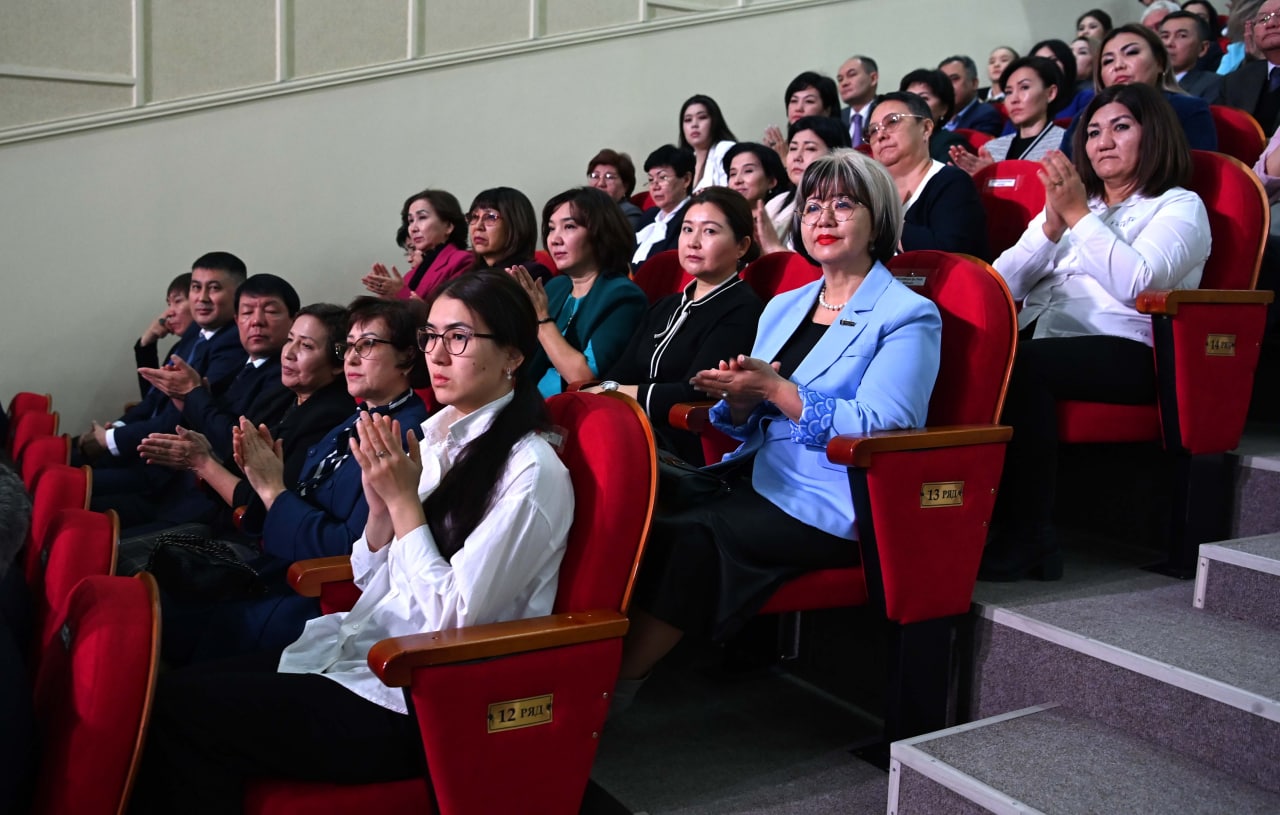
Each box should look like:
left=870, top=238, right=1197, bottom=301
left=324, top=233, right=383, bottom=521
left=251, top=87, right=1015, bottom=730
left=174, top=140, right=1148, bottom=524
left=657, top=451, right=732, bottom=512
left=144, top=532, right=268, bottom=601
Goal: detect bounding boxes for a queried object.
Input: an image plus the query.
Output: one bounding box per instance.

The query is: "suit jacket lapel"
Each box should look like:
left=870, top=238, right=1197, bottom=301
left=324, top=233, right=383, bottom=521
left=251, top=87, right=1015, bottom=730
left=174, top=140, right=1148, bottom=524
left=790, top=264, right=891, bottom=387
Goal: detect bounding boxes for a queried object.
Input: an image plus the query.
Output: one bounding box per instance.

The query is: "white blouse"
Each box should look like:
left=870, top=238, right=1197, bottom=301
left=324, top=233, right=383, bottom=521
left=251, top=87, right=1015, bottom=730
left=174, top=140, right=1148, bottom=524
left=693, top=139, right=735, bottom=191
left=993, top=187, right=1210, bottom=346
left=278, top=392, right=575, bottom=714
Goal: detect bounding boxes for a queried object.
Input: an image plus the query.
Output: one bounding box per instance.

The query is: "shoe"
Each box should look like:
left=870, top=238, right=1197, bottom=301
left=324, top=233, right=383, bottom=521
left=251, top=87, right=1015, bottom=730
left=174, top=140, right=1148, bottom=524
left=978, top=524, right=1062, bottom=582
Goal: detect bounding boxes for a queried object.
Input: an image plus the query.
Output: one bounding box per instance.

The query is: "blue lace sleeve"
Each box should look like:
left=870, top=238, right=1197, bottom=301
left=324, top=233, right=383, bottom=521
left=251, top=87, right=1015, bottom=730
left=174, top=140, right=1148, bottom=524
left=790, top=385, right=837, bottom=446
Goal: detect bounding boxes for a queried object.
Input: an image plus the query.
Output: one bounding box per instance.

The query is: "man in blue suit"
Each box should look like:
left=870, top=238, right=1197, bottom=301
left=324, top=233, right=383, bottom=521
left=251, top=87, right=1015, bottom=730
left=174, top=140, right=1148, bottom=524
left=940, top=55, right=1003, bottom=136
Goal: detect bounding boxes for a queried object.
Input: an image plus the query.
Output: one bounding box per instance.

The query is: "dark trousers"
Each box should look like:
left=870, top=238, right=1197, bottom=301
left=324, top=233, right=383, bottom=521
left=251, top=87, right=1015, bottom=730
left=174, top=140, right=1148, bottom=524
left=995, top=333, right=1156, bottom=532
left=129, top=651, right=426, bottom=815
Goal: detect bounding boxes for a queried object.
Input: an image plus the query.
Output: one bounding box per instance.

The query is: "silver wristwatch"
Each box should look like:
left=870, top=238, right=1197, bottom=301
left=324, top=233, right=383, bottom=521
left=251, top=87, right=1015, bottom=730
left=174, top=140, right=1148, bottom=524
left=599, top=380, right=620, bottom=392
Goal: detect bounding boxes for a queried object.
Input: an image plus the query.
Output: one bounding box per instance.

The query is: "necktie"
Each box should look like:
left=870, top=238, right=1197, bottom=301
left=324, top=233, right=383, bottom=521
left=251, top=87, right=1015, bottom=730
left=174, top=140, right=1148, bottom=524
left=1270, top=66, right=1280, bottom=92
left=850, top=112, right=863, bottom=147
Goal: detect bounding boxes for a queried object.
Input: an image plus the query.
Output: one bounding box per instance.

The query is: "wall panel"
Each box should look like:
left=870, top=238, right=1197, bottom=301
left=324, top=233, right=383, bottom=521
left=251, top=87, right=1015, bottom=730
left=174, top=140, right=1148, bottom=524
left=148, top=0, right=276, bottom=100
left=293, top=0, right=409, bottom=78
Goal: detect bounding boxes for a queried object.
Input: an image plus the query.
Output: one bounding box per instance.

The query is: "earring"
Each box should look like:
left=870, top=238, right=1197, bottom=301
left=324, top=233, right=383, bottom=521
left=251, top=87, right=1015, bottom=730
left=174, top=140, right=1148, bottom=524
left=504, top=369, right=513, bottom=380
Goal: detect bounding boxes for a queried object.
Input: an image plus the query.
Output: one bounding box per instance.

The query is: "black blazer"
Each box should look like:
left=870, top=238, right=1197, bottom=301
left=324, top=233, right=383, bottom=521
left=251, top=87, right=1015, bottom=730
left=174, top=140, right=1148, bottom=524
left=632, top=200, right=691, bottom=272
left=902, top=165, right=990, bottom=261
left=1180, top=69, right=1223, bottom=104
left=1221, top=60, right=1278, bottom=135
left=180, top=356, right=288, bottom=463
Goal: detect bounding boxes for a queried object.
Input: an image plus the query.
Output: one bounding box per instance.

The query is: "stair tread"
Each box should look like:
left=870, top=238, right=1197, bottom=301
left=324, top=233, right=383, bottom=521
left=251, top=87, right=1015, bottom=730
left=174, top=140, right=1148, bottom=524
left=985, top=583, right=1280, bottom=705
left=1202, top=534, right=1280, bottom=563
left=895, top=706, right=1280, bottom=814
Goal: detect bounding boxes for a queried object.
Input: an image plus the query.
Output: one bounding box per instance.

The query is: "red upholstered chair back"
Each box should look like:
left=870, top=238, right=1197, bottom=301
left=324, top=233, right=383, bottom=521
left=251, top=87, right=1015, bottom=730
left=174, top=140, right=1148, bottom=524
left=545, top=391, right=657, bottom=616
left=633, top=249, right=692, bottom=304
left=11, top=410, right=58, bottom=461
left=7, top=390, right=51, bottom=420
left=990, top=101, right=1009, bottom=130
left=25, top=464, right=92, bottom=585
left=887, top=251, right=1018, bottom=424
left=31, top=573, right=160, bottom=815
left=35, top=508, right=120, bottom=661
left=972, top=159, right=1045, bottom=258
left=955, top=128, right=993, bottom=150
left=19, top=434, right=71, bottom=491
left=741, top=250, right=822, bottom=301
left=534, top=249, right=559, bottom=276
left=630, top=191, right=655, bottom=210
left=1188, top=149, right=1268, bottom=290
left=1208, top=105, right=1267, bottom=167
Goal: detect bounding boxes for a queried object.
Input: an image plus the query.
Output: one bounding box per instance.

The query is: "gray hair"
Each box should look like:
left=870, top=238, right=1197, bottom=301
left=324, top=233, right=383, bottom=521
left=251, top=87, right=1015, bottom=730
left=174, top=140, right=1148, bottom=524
left=939, top=54, right=979, bottom=81
left=793, top=148, right=903, bottom=265
left=0, top=462, right=31, bottom=580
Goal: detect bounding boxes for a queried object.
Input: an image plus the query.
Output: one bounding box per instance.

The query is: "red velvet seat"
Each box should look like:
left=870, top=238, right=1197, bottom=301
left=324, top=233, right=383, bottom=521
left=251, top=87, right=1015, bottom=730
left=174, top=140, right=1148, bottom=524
left=31, top=573, right=160, bottom=815
left=1209, top=105, right=1267, bottom=166
left=18, top=433, right=71, bottom=491
left=24, top=463, right=92, bottom=586
left=10, top=410, right=59, bottom=463
left=955, top=127, right=994, bottom=150
left=31, top=508, right=120, bottom=662
left=6, top=391, right=51, bottom=452
left=740, top=250, right=822, bottom=302
left=632, top=248, right=691, bottom=304
left=246, top=391, right=659, bottom=815
left=672, top=251, right=1017, bottom=744
left=534, top=248, right=559, bottom=276
left=1055, top=149, right=1273, bottom=574
left=972, top=159, right=1046, bottom=258
left=630, top=190, right=654, bottom=210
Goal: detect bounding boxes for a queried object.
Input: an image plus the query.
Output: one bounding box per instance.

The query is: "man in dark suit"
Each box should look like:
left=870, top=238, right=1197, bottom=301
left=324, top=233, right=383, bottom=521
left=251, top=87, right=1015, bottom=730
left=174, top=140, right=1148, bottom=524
left=939, top=55, right=1003, bottom=136
left=1220, top=0, right=1280, bottom=136
left=1163, top=11, right=1225, bottom=103
left=837, top=54, right=879, bottom=147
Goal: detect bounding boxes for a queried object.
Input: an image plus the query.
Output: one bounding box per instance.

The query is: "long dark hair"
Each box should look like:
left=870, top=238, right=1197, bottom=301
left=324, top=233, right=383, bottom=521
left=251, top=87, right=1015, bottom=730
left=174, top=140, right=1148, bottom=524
left=421, top=269, right=548, bottom=560
left=677, top=94, right=738, bottom=149
left=400, top=189, right=469, bottom=250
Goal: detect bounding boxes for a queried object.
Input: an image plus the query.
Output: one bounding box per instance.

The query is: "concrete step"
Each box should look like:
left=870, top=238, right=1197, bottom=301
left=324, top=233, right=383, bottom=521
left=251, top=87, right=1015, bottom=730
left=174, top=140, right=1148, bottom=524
left=889, top=704, right=1280, bottom=814
left=1195, top=535, right=1280, bottom=628
left=970, top=582, right=1280, bottom=793
left=1232, top=424, right=1280, bottom=538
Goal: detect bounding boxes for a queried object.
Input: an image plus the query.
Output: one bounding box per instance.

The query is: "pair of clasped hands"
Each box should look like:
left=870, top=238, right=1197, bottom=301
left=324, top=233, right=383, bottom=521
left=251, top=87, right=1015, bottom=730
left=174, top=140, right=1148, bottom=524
left=690, top=354, right=790, bottom=424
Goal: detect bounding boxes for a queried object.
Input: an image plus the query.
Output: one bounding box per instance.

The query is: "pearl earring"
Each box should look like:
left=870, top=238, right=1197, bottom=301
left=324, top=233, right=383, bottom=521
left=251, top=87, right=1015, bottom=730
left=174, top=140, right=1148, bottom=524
left=504, top=369, right=513, bottom=380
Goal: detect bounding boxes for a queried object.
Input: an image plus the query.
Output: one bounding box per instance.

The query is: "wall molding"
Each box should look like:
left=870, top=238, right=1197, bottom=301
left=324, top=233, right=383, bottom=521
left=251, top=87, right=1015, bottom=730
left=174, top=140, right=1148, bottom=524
left=0, top=0, right=845, bottom=147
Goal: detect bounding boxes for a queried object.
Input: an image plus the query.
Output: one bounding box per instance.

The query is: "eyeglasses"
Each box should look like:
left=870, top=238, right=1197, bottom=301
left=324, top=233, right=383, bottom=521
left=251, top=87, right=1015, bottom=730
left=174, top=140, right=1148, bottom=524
left=800, top=196, right=864, bottom=226
left=865, top=112, right=927, bottom=140
left=646, top=173, right=674, bottom=188
left=416, top=328, right=496, bottom=355
left=335, top=337, right=395, bottom=359
left=588, top=171, right=620, bottom=182
left=1255, top=11, right=1280, bottom=26
left=466, top=210, right=501, bottom=226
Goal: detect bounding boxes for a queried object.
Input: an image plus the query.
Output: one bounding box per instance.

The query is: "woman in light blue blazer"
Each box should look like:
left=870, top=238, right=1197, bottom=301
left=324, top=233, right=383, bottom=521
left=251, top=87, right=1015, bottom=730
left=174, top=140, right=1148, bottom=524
left=614, top=149, right=942, bottom=707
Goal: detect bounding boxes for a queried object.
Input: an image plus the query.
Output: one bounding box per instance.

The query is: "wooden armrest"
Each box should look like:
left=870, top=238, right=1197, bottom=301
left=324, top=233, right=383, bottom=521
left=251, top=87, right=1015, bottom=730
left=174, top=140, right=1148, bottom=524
left=287, top=555, right=355, bottom=597
left=369, top=610, right=630, bottom=686
left=827, top=424, right=1013, bottom=468
left=1137, top=288, right=1275, bottom=315
left=669, top=401, right=716, bottom=432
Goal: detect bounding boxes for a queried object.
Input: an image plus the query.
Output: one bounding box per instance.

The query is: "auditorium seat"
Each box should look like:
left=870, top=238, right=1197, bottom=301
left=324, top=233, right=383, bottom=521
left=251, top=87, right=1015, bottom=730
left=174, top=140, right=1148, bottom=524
left=972, top=159, right=1045, bottom=258
left=1209, top=105, right=1266, bottom=166
left=10, top=411, right=59, bottom=464
left=955, top=127, right=993, bottom=151
left=30, top=508, right=119, bottom=662
left=534, top=249, right=559, bottom=276
left=672, top=250, right=1017, bottom=745
left=6, top=391, right=51, bottom=453
left=245, top=390, right=658, bottom=814
left=18, top=434, right=70, bottom=492
left=23, top=464, right=92, bottom=585
left=632, top=249, right=691, bottom=304
left=740, top=250, right=822, bottom=302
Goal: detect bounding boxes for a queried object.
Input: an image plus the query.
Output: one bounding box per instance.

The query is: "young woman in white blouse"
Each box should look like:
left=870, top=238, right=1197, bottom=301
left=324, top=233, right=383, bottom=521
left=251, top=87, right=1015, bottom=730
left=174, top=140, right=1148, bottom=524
left=130, top=269, right=575, bottom=813
left=677, top=94, right=738, bottom=191
left=982, top=84, right=1209, bottom=582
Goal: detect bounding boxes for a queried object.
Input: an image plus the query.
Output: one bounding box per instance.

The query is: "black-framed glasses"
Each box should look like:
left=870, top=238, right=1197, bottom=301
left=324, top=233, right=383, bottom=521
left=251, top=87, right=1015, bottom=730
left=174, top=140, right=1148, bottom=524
left=466, top=210, right=501, bottom=226
left=800, top=196, right=864, bottom=225
left=335, top=337, right=395, bottom=359
left=417, top=328, right=496, bottom=355
left=865, top=112, right=927, bottom=140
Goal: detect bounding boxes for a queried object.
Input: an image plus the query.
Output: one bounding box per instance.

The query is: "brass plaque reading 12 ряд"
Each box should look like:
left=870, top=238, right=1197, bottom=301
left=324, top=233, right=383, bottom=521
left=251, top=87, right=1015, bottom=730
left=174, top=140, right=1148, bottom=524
left=487, top=694, right=554, bottom=733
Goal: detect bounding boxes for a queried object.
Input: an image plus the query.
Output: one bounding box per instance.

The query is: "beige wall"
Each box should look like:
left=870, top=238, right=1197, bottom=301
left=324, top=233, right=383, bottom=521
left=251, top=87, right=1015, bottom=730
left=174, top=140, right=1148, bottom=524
left=0, top=0, right=1141, bottom=431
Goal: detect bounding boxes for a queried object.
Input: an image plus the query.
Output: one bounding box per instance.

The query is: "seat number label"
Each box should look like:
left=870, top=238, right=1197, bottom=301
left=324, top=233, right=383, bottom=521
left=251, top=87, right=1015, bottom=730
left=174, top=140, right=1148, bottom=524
left=487, top=694, right=553, bottom=733
left=1205, top=334, right=1236, bottom=356
left=920, top=481, right=964, bottom=508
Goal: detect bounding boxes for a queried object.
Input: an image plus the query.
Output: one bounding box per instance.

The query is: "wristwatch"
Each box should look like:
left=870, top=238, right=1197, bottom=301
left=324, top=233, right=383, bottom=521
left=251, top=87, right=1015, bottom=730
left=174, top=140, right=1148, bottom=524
left=599, top=380, right=620, bottom=392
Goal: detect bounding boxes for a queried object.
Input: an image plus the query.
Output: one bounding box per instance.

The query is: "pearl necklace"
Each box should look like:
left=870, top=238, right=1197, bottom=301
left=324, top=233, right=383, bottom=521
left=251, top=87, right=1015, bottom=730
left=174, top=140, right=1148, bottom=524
left=817, top=286, right=848, bottom=311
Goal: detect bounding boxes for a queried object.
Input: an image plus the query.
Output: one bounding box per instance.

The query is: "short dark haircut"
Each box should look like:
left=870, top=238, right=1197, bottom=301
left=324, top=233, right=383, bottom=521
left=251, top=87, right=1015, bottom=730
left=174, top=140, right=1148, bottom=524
left=468, top=187, right=539, bottom=269
left=0, top=461, right=31, bottom=580
left=999, top=56, right=1068, bottom=116
left=1072, top=83, right=1192, bottom=200
left=395, top=224, right=410, bottom=250
left=1077, top=8, right=1114, bottom=32
left=191, top=251, right=247, bottom=283
left=677, top=94, right=738, bottom=150
left=939, top=54, right=979, bottom=82
left=401, top=189, right=469, bottom=251
left=787, top=115, right=852, bottom=151
left=846, top=54, right=879, bottom=74
left=784, top=71, right=841, bottom=118
left=1030, top=39, right=1078, bottom=88
left=643, top=144, right=696, bottom=178
left=1162, top=9, right=1213, bottom=41
left=540, top=187, right=637, bottom=277
left=295, top=302, right=349, bottom=367
left=686, top=187, right=762, bottom=267
left=587, top=148, right=637, bottom=196
left=868, top=91, right=936, bottom=128
left=898, top=68, right=956, bottom=122
left=346, top=295, right=429, bottom=387
left=234, top=273, right=300, bottom=316
left=721, top=141, right=794, bottom=201
left=167, top=273, right=192, bottom=298
left=423, top=269, right=548, bottom=560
